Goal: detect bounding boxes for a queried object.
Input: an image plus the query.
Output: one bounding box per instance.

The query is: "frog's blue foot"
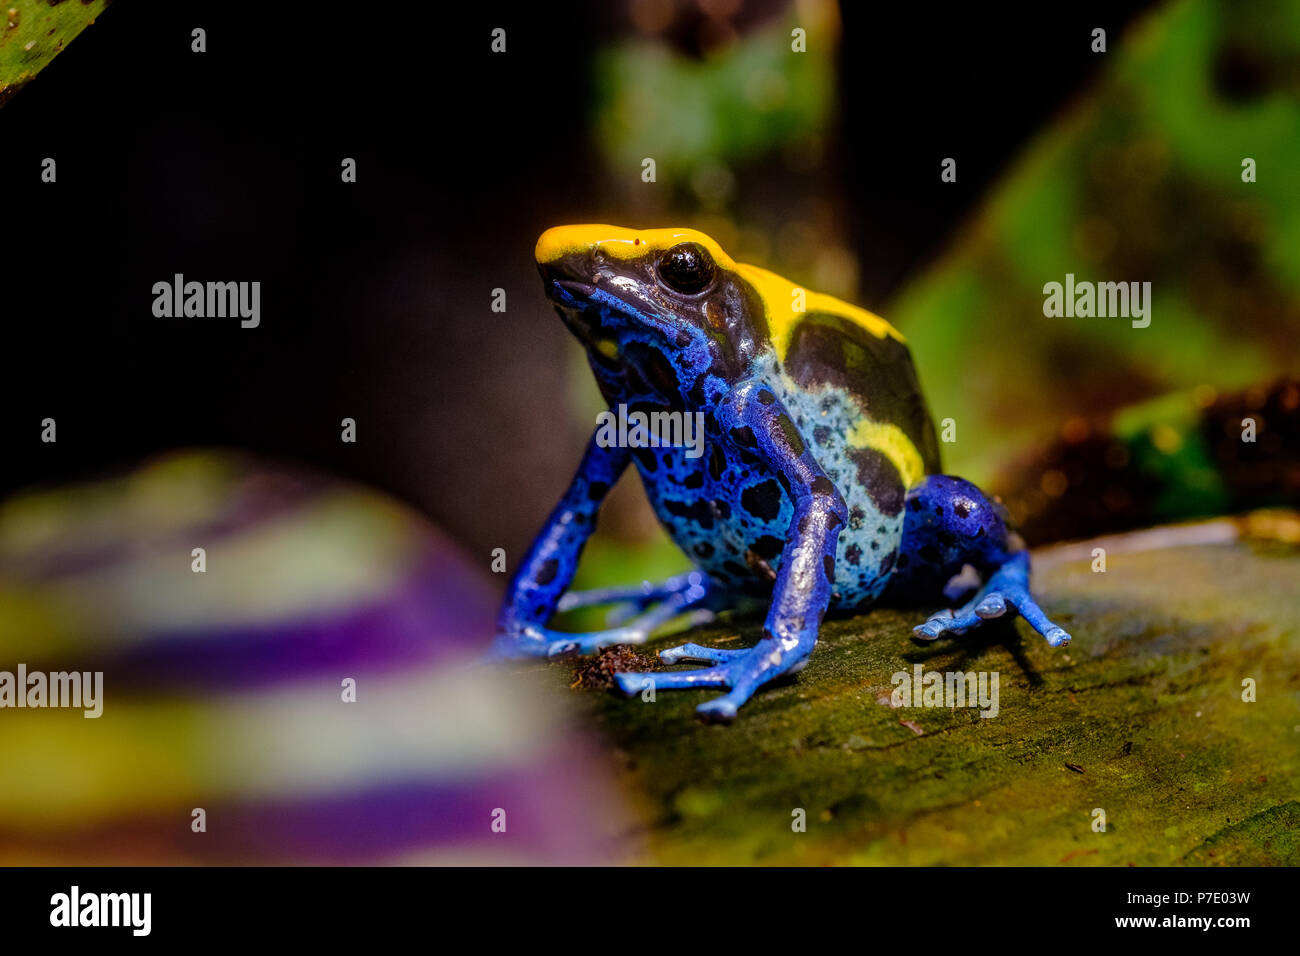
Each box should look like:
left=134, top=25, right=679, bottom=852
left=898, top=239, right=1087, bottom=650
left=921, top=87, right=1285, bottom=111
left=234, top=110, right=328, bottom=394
left=613, top=633, right=811, bottom=723
left=912, top=551, right=1070, bottom=647
left=492, top=571, right=718, bottom=659
left=555, top=571, right=704, bottom=625
left=656, top=642, right=749, bottom=664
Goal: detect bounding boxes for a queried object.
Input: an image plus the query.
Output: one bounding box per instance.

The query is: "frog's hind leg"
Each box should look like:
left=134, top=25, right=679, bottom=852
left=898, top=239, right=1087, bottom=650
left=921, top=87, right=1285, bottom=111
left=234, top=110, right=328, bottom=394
left=913, top=550, right=1070, bottom=646
left=889, top=475, right=1071, bottom=648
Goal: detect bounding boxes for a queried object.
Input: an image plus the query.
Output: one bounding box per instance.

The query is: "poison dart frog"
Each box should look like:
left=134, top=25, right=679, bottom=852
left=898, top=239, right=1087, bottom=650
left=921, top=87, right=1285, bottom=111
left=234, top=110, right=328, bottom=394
left=492, top=225, right=1070, bottom=722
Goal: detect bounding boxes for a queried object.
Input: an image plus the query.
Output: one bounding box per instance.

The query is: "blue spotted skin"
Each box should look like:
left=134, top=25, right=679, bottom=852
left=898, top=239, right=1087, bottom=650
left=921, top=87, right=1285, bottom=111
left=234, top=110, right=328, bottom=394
left=635, top=351, right=907, bottom=608
left=492, top=226, right=1070, bottom=721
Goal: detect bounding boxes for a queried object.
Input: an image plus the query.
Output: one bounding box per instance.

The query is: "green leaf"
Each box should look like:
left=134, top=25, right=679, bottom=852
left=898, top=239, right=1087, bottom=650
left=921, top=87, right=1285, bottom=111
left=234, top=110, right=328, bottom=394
left=0, top=0, right=111, bottom=107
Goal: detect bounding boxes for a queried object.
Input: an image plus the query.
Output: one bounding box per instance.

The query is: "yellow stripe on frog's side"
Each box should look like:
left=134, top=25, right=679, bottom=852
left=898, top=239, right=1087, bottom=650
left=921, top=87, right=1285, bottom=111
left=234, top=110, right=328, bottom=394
left=534, top=225, right=906, bottom=360
left=733, top=262, right=906, bottom=360
left=847, top=418, right=928, bottom=490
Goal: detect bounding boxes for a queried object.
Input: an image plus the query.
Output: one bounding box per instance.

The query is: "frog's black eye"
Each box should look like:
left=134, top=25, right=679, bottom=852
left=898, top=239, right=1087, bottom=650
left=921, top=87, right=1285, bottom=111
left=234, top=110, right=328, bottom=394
left=657, top=242, right=716, bottom=295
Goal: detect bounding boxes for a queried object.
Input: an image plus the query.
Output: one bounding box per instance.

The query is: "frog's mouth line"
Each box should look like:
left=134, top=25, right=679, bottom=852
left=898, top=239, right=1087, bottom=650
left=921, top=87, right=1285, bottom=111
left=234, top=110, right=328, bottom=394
left=546, top=279, right=669, bottom=342
left=550, top=278, right=597, bottom=302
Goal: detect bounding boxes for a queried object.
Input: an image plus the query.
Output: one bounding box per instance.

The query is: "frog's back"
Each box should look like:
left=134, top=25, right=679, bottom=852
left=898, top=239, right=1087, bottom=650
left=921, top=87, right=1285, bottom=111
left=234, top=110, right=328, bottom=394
left=736, top=263, right=942, bottom=486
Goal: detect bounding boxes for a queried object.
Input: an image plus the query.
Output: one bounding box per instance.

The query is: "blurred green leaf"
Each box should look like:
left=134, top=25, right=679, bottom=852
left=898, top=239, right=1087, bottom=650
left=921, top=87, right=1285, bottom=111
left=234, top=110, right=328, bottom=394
left=892, top=0, right=1300, bottom=488
left=593, top=7, right=835, bottom=177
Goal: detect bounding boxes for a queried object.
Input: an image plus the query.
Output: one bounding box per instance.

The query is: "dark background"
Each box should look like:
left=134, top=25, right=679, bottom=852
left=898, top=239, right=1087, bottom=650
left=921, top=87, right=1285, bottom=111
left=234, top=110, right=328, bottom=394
left=1, top=0, right=1153, bottom=559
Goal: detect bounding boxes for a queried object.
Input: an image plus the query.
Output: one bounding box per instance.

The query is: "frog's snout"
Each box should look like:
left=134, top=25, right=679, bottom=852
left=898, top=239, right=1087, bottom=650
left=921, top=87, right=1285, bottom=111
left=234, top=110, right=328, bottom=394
left=536, top=237, right=601, bottom=310
left=535, top=223, right=632, bottom=265
left=538, top=261, right=603, bottom=341
left=535, top=225, right=586, bottom=265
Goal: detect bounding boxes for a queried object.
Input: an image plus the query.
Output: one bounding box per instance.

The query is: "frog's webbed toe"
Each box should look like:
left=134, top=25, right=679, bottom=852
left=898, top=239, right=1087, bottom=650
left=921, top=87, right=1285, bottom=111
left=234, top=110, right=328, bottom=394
left=555, top=571, right=703, bottom=617
left=545, top=607, right=718, bottom=657
left=912, top=551, right=1071, bottom=648
left=613, top=633, right=811, bottom=723
left=500, top=572, right=722, bottom=658
left=657, top=642, right=750, bottom=665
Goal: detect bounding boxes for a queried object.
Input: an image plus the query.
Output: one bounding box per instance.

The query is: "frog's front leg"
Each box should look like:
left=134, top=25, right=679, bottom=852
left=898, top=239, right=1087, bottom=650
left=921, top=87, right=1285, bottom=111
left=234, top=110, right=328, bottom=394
left=886, top=475, right=1070, bottom=648
left=615, top=381, right=848, bottom=722
left=490, top=436, right=720, bottom=659
left=490, top=434, right=631, bottom=659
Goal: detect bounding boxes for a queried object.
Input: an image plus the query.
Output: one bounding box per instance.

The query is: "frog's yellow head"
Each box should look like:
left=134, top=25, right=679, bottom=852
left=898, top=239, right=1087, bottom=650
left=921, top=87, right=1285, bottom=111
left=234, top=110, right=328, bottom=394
left=534, top=224, right=770, bottom=376
left=534, top=225, right=903, bottom=367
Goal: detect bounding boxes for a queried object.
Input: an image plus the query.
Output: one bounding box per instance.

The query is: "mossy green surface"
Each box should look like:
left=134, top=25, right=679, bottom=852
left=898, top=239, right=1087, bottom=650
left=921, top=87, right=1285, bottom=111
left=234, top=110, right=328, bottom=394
left=0, top=0, right=110, bottom=107
left=551, top=537, right=1299, bottom=864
